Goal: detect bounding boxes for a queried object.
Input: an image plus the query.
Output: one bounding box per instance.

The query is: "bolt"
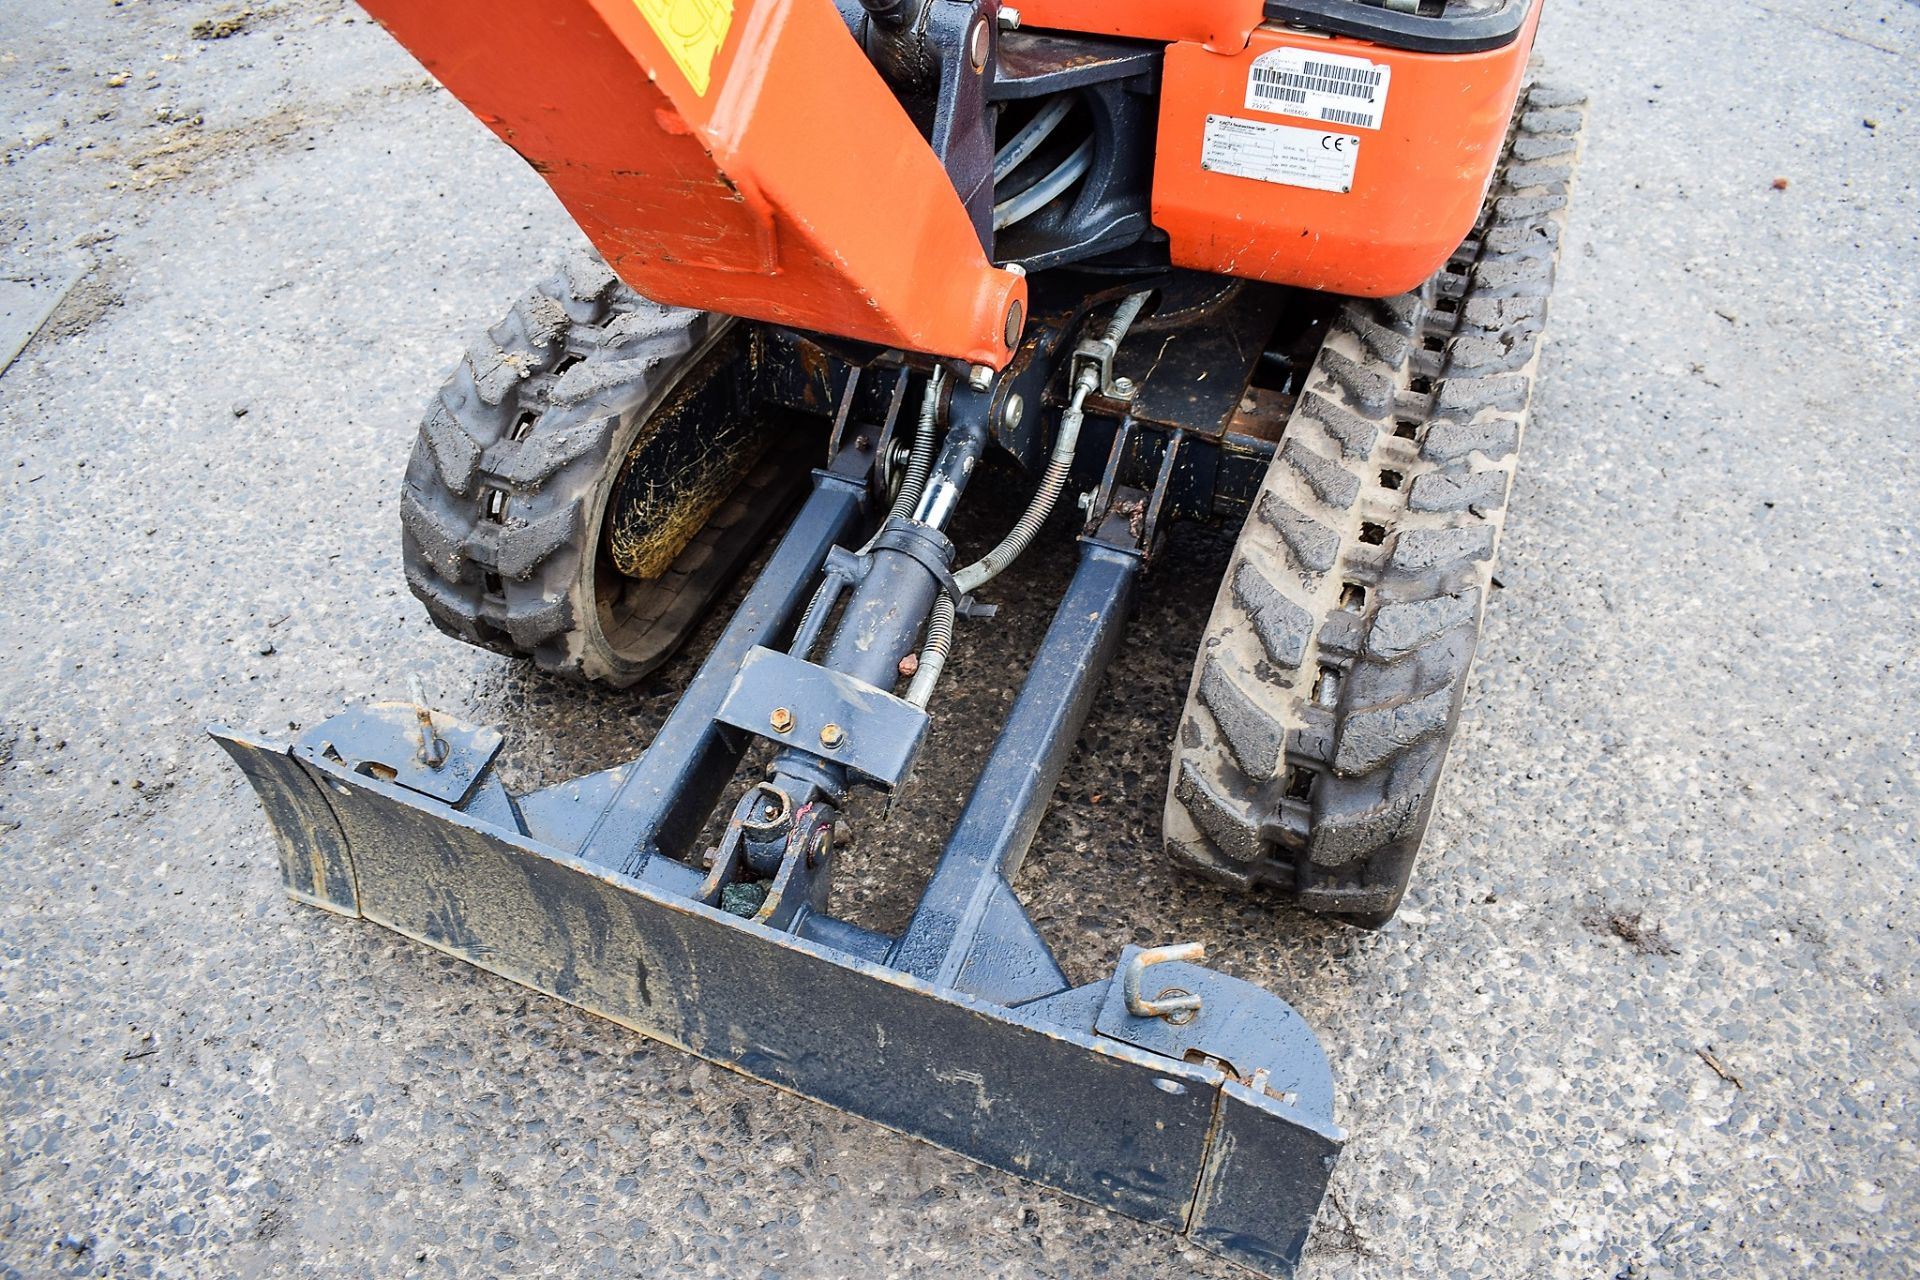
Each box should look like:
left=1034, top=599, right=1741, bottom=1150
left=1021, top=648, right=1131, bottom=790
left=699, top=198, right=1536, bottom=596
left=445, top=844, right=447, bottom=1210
left=898, top=652, right=920, bottom=677
left=1076, top=490, right=1096, bottom=513
left=769, top=707, right=794, bottom=734
left=998, top=7, right=1021, bottom=30
left=1000, top=393, right=1025, bottom=432
left=968, top=16, right=991, bottom=69
left=1112, top=375, right=1136, bottom=398
left=969, top=364, right=994, bottom=392
left=819, top=723, right=845, bottom=750
left=1156, top=988, right=1199, bottom=1026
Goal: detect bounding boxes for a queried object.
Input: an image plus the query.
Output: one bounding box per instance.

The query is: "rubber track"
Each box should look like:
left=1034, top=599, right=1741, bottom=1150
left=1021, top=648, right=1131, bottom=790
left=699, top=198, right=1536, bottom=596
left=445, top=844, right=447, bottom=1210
left=1164, top=85, right=1589, bottom=923
left=399, top=258, right=768, bottom=686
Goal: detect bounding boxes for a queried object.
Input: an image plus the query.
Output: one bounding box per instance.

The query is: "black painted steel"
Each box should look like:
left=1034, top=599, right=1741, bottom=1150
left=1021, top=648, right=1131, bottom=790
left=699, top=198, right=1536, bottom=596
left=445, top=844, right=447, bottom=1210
left=572, top=447, right=871, bottom=877
left=210, top=681, right=1340, bottom=1278
left=210, top=710, right=1339, bottom=1274
left=210, top=477, right=1342, bottom=1277
left=1263, top=0, right=1534, bottom=54
left=892, top=521, right=1140, bottom=994
left=212, top=278, right=1350, bottom=1276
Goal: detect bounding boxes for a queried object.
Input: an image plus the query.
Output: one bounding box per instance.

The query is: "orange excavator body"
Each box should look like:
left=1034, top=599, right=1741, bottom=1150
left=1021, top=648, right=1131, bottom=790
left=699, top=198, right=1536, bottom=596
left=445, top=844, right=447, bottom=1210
left=1150, top=7, right=1543, bottom=295
left=359, top=0, right=1539, bottom=362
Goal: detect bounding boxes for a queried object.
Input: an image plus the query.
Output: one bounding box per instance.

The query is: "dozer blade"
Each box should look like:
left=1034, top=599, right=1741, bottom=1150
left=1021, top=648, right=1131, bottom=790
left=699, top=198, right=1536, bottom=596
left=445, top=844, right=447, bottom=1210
left=213, top=715, right=1340, bottom=1274
left=209, top=520, right=1346, bottom=1278
left=213, top=461, right=1344, bottom=1274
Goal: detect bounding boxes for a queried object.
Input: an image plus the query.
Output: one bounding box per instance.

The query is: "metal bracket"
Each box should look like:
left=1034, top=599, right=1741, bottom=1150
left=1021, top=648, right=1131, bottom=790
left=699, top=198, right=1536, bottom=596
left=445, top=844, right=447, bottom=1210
left=306, top=701, right=501, bottom=807
left=212, top=452, right=1342, bottom=1277
left=1095, top=946, right=1334, bottom=1115
left=716, top=646, right=930, bottom=787
left=1072, top=327, right=1131, bottom=401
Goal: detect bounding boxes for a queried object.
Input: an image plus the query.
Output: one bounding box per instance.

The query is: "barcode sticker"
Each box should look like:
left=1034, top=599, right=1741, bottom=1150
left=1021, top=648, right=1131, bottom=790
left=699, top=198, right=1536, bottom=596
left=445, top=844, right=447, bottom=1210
left=1201, top=115, right=1359, bottom=194
left=1246, top=46, right=1390, bottom=131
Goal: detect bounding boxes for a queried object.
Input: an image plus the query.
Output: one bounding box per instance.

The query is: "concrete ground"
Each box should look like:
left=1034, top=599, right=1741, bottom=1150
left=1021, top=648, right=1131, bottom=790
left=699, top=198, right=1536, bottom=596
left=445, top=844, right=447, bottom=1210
left=1, top=1, right=1914, bottom=1276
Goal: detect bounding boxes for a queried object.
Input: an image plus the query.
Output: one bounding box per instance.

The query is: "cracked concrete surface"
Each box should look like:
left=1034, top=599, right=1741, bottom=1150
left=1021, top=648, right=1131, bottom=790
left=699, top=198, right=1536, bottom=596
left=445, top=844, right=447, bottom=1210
left=1, top=1, right=1915, bottom=1277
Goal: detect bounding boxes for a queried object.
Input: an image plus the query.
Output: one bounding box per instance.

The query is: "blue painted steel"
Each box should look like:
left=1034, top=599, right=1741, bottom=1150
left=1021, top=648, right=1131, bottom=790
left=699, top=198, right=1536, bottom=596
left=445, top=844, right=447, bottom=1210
left=209, top=465, right=1343, bottom=1278
left=573, top=452, right=870, bottom=877
left=716, top=646, right=930, bottom=788
left=210, top=722, right=1341, bottom=1274
left=210, top=726, right=360, bottom=915
left=1093, top=947, right=1335, bottom=1118
left=299, top=701, right=504, bottom=805
left=891, top=524, right=1140, bottom=998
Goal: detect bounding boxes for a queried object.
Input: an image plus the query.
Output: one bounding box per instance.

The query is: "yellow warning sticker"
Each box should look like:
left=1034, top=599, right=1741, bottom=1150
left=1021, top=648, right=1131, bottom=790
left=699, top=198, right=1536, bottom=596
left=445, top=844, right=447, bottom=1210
left=632, top=0, right=734, bottom=97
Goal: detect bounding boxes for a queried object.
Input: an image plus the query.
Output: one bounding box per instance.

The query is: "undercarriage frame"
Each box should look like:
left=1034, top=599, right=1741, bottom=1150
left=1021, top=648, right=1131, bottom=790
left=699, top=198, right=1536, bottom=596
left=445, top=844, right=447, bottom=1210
left=214, top=285, right=1345, bottom=1277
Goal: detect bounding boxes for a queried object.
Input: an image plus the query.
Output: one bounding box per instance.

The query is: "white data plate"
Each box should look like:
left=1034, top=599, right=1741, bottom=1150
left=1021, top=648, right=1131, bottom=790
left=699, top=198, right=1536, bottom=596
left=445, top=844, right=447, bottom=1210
left=1202, top=115, right=1360, bottom=194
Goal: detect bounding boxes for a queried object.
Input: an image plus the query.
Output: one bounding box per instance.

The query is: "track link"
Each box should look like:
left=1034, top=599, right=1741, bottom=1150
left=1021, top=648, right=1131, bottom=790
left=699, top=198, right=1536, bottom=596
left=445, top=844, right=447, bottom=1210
left=1164, top=84, right=1590, bottom=924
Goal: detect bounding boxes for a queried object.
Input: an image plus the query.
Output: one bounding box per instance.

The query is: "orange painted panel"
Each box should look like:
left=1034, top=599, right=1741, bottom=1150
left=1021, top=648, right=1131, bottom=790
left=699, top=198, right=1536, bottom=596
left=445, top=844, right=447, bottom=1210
left=358, top=0, right=1026, bottom=367
left=1015, top=0, right=1264, bottom=50
left=1153, top=5, right=1542, bottom=296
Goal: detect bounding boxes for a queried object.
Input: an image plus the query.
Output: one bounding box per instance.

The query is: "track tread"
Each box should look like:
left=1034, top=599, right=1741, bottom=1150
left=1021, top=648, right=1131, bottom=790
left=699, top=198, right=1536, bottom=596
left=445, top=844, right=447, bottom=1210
left=1280, top=438, right=1361, bottom=511
left=1253, top=491, right=1340, bottom=576
left=1164, top=84, right=1589, bottom=923
left=1231, top=560, right=1316, bottom=670
left=399, top=259, right=747, bottom=685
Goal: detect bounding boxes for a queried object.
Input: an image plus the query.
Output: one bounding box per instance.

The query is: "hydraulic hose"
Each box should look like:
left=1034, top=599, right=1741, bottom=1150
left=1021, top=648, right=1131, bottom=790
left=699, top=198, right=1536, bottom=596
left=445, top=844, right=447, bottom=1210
left=905, top=591, right=954, bottom=707
left=855, top=369, right=942, bottom=559
left=951, top=290, right=1153, bottom=597
left=993, top=138, right=1095, bottom=231
left=884, top=369, right=942, bottom=530
left=993, top=97, right=1074, bottom=184
left=790, top=573, right=839, bottom=661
